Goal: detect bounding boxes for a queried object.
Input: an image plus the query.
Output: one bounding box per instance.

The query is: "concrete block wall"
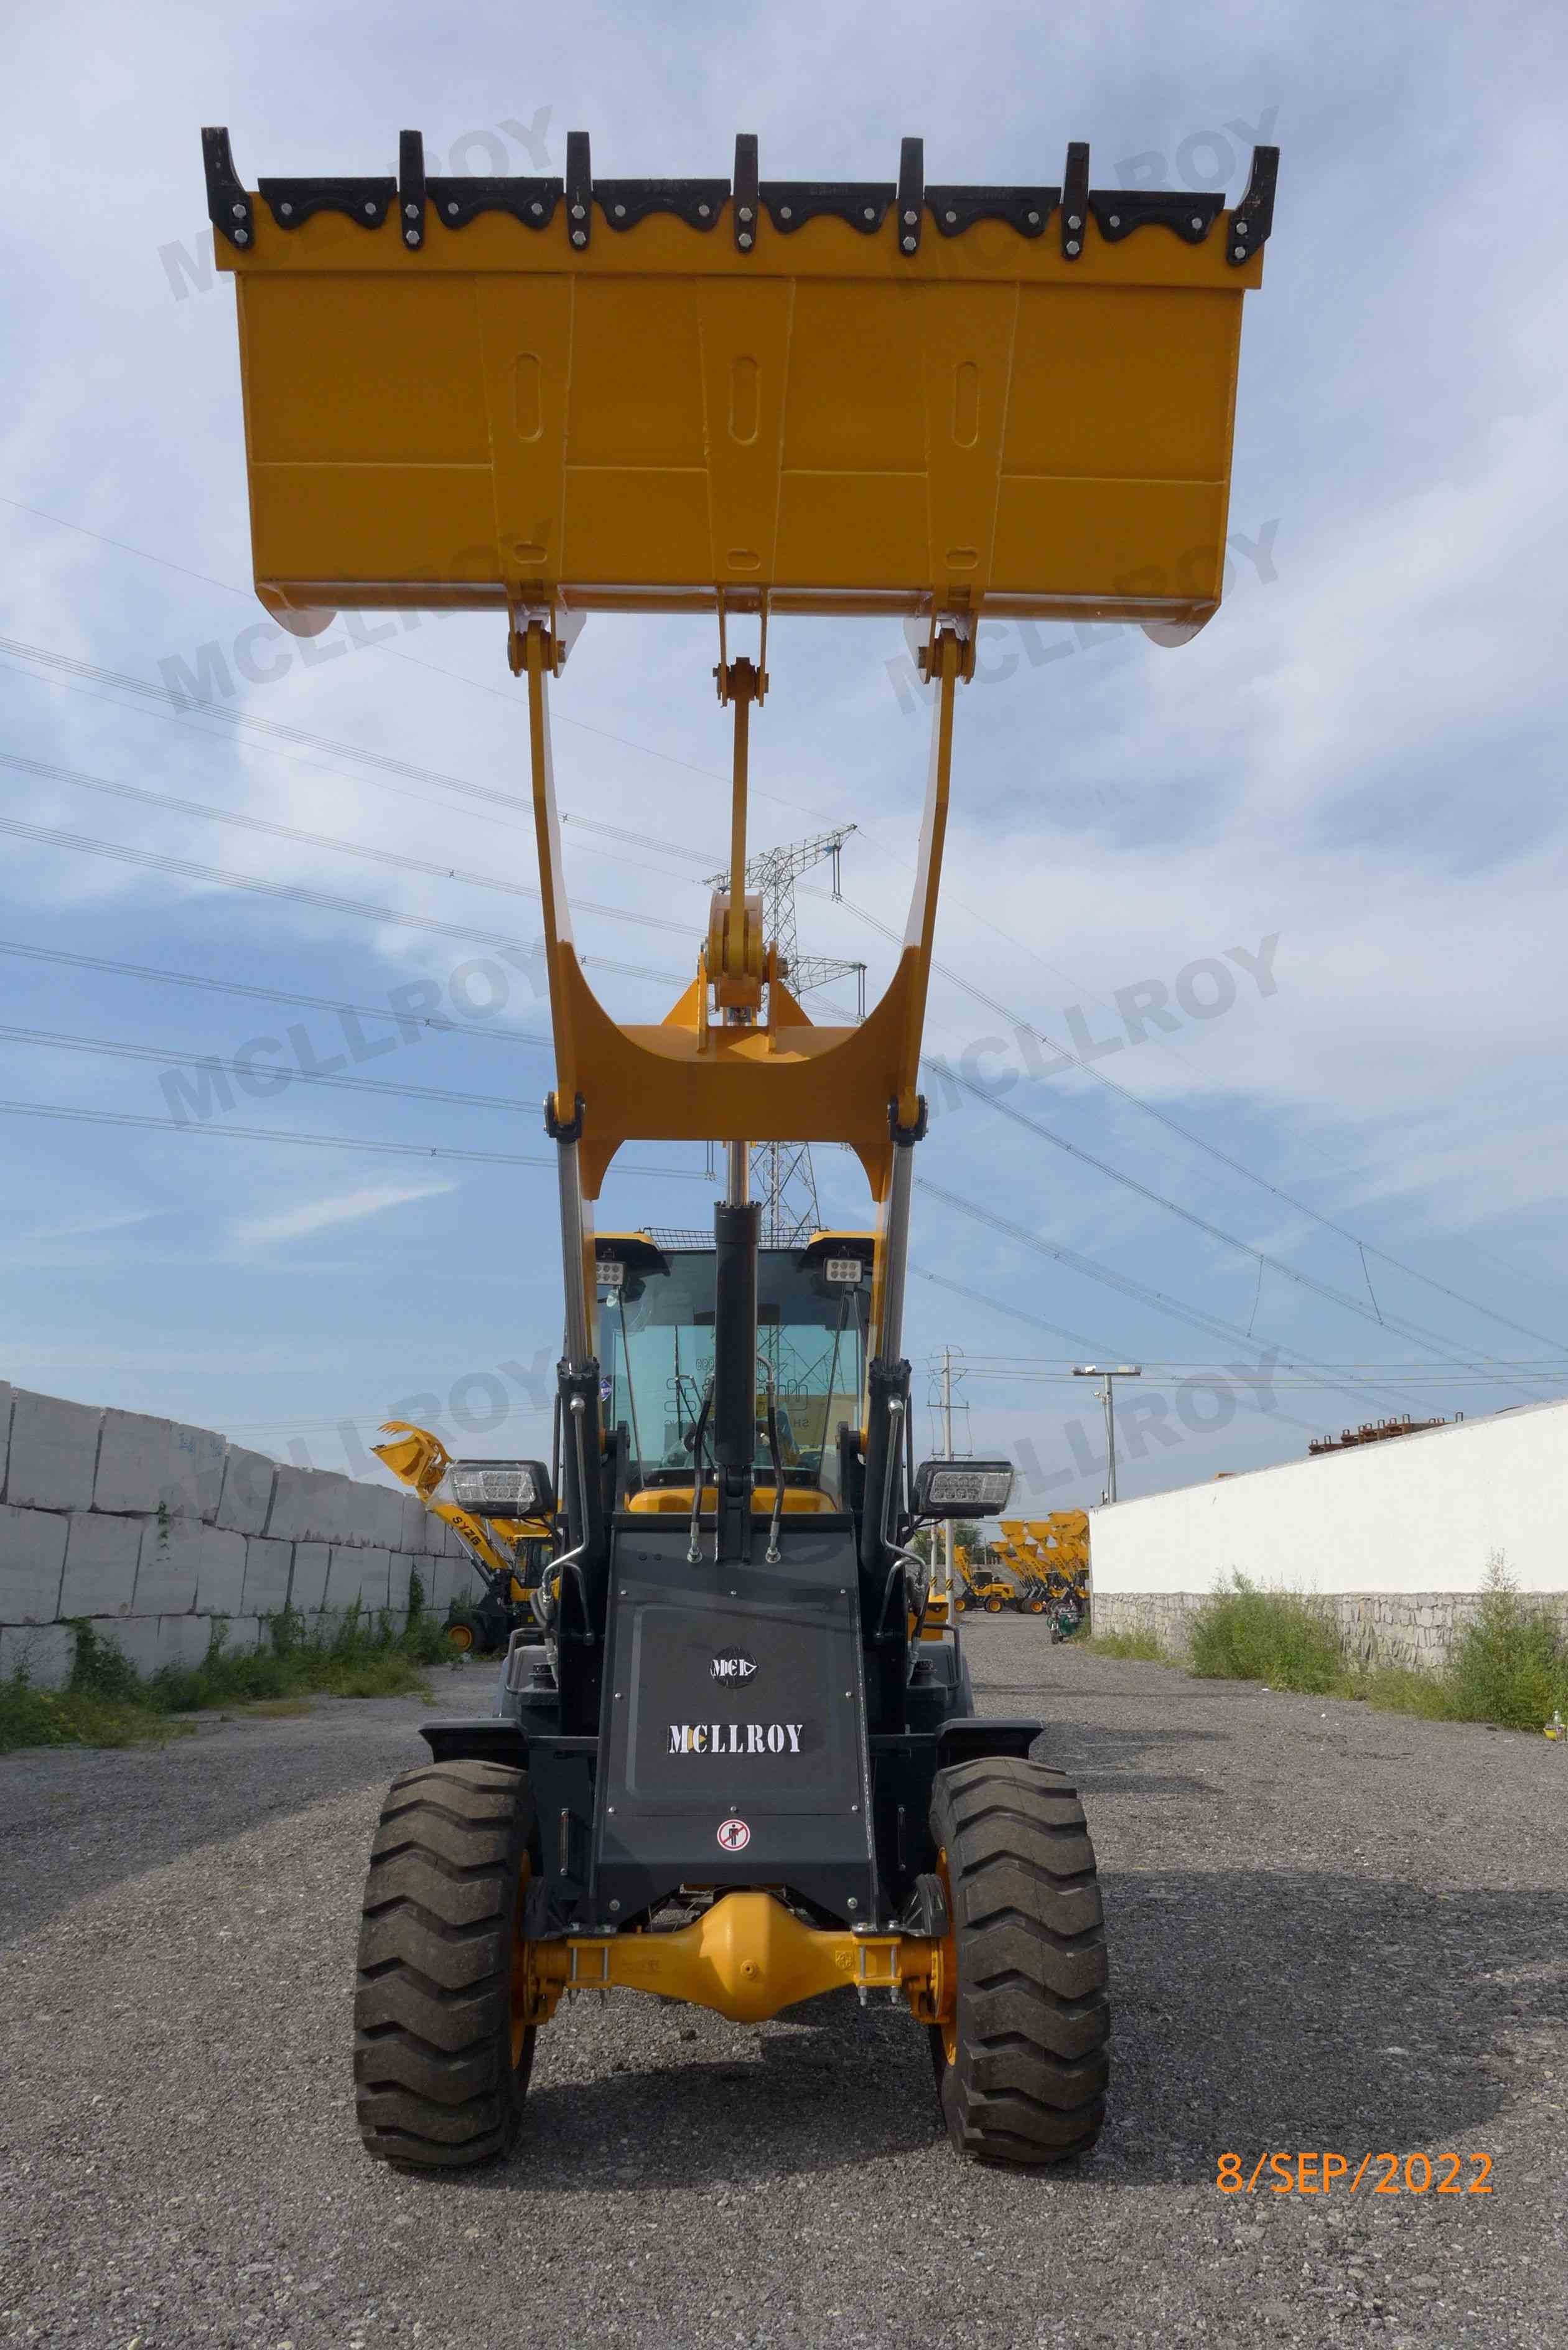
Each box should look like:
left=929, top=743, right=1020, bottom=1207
left=0, top=1385, right=476, bottom=1690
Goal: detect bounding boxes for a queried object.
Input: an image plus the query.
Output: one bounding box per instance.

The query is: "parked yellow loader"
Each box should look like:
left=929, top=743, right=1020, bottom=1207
left=951, top=1540, right=1021, bottom=1614
left=205, top=119, right=1276, bottom=2170
left=373, top=1421, right=552, bottom=1654
left=999, top=1515, right=1091, bottom=1631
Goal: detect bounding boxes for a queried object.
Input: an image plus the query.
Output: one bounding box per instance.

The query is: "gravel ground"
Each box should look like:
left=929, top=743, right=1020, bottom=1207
left=1, top=1625, right=1564, bottom=2349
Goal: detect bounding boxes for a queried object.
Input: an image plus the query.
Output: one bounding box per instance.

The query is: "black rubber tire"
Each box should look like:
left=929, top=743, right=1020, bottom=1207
left=984, top=1597, right=1004, bottom=1613
left=928, top=1756, right=1110, bottom=2166
left=353, top=1759, right=537, bottom=2169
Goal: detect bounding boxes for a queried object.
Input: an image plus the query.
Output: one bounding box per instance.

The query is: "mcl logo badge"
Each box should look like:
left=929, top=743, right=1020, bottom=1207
left=710, top=1650, right=757, bottom=1682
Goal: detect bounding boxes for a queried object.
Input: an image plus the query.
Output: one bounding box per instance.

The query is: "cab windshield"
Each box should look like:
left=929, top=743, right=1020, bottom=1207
left=596, top=1245, right=868, bottom=1499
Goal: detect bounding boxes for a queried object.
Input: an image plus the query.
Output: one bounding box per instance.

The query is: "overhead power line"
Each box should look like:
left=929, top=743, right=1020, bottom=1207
left=0, top=1095, right=711, bottom=1179
left=0, top=746, right=694, bottom=939
left=0, top=938, right=551, bottom=1049
left=9, top=622, right=1556, bottom=1365
left=968, top=1367, right=1566, bottom=1392
left=0, top=1021, right=535, bottom=1116
left=3, top=598, right=1558, bottom=1363
left=919, top=1056, right=1561, bottom=1398
left=962, top=1351, right=1568, bottom=1372
left=843, top=892, right=1568, bottom=1361
left=4, top=530, right=1562, bottom=1337
left=0, top=630, right=740, bottom=877
left=0, top=812, right=686, bottom=991
left=911, top=1262, right=1333, bottom=1442
left=914, top=1179, right=1482, bottom=1420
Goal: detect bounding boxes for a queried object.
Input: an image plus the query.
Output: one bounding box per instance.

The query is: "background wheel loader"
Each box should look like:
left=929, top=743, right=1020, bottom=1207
left=204, top=118, right=1276, bottom=2168
left=952, top=1540, right=1022, bottom=1615
left=373, top=1421, right=552, bottom=1655
left=998, top=1516, right=1093, bottom=1634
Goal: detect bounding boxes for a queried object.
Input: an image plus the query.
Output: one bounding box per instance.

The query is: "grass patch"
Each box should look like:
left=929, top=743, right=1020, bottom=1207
left=1351, top=1665, right=1453, bottom=1719
left=0, top=1674, right=189, bottom=1754
left=0, top=1602, right=454, bottom=1755
left=1079, top=1630, right=1170, bottom=1662
left=1190, top=1575, right=1345, bottom=1695
left=1185, top=1563, right=1568, bottom=1732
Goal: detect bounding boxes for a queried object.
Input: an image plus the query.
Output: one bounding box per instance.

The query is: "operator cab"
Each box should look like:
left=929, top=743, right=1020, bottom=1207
left=594, top=1229, right=874, bottom=1505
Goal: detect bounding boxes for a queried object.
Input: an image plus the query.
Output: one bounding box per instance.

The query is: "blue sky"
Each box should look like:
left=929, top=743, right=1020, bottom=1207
left=3, top=0, right=1567, bottom=1507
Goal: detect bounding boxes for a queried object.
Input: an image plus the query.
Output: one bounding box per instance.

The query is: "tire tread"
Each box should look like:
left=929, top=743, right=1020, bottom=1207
left=353, top=1759, right=536, bottom=2169
left=931, top=1759, right=1110, bottom=2167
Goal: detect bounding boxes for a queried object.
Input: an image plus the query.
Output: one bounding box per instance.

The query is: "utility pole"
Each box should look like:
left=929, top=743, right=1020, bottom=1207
left=1072, top=1365, right=1142, bottom=1504
left=923, top=1344, right=968, bottom=1598
left=940, top=1344, right=956, bottom=1596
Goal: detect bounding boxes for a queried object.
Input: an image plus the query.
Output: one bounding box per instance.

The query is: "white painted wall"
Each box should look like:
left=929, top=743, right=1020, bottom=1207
left=1089, top=1397, right=1568, bottom=1595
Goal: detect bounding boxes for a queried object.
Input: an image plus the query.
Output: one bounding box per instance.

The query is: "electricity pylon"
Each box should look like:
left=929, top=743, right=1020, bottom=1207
left=706, top=823, right=864, bottom=1243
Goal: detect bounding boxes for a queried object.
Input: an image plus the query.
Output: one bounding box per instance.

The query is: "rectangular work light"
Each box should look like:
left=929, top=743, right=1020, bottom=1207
left=913, top=1459, right=1015, bottom=1515
left=441, top=1461, right=554, bottom=1518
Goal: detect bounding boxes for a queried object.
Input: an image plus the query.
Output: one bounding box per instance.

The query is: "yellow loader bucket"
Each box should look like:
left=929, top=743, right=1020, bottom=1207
left=206, top=129, right=1276, bottom=637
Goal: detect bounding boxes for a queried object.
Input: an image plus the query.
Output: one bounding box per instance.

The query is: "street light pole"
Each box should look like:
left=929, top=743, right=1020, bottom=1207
left=1072, top=1365, right=1142, bottom=1504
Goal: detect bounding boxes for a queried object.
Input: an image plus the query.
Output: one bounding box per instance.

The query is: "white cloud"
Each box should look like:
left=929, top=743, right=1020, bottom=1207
left=23, top=1207, right=157, bottom=1240
left=228, top=1181, right=456, bottom=1249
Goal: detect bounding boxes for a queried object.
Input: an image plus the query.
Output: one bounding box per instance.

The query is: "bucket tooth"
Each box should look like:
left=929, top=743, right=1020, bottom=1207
left=398, top=128, right=425, bottom=250
left=566, top=128, right=592, bottom=246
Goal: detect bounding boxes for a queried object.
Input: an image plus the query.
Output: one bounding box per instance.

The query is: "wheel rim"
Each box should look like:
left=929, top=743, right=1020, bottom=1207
left=986, top=1598, right=1002, bottom=1613
left=510, top=1858, right=533, bottom=2067
left=447, top=1620, right=475, bottom=1653
left=935, top=1847, right=958, bottom=2066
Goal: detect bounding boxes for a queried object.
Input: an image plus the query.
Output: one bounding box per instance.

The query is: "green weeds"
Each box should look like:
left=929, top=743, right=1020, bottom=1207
left=1077, top=1629, right=1170, bottom=1662
left=0, top=1601, right=455, bottom=1754
left=1179, top=1564, right=1568, bottom=1731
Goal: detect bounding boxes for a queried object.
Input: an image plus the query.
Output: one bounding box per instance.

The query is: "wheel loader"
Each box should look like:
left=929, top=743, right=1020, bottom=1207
left=203, top=120, right=1276, bottom=2168
left=952, top=1540, right=1022, bottom=1615
left=992, top=1529, right=1050, bottom=1613
left=999, top=1515, right=1093, bottom=1630
left=373, top=1421, right=553, bottom=1655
